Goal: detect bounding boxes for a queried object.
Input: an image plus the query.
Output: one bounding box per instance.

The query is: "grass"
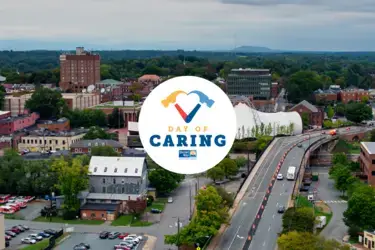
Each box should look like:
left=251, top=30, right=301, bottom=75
left=5, top=213, right=24, bottom=220
left=33, top=216, right=104, bottom=225
left=111, top=215, right=153, bottom=227
left=146, top=199, right=166, bottom=212
left=333, top=139, right=360, bottom=154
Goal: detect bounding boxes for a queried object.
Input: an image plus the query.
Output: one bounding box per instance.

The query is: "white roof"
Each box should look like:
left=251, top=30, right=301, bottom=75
left=128, top=121, right=138, bottom=132
left=87, top=193, right=145, bottom=201
left=89, top=156, right=145, bottom=177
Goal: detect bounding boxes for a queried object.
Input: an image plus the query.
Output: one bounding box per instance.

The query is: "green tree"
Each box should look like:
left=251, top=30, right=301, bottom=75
left=220, top=158, right=238, bottom=179
left=370, top=129, right=375, bottom=142
left=332, top=152, right=349, bottom=165
left=361, top=95, right=369, bottom=103
left=327, top=105, right=335, bottom=119
left=235, top=156, right=247, bottom=169
left=301, top=113, right=310, bottom=128
left=25, top=88, right=67, bottom=119
left=91, top=146, right=121, bottom=156
left=64, top=109, right=107, bottom=128
left=330, top=164, right=353, bottom=194
left=0, top=85, right=5, bottom=109
left=51, top=157, right=89, bottom=219
left=345, top=102, right=372, bottom=123
left=83, top=126, right=114, bottom=140
left=335, top=103, right=346, bottom=116
left=108, top=108, right=125, bottom=128
left=285, top=71, right=323, bottom=103
left=206, top=165, right=225, bottom=182
left=282, top=207, right=315, bottom=233
left=148, top=167, right=184, bottom=194
left=254, top=136, right=272, bottom=157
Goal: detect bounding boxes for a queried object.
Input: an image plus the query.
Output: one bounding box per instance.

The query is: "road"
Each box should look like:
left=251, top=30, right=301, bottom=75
left=217, top=135, right=322, bottom=250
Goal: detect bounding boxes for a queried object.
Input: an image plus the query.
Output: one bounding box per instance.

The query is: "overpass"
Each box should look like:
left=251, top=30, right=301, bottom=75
left=208, top=126, right=370, bottom=250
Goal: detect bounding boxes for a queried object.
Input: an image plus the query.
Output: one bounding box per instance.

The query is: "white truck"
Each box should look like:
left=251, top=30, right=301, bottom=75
left=287, top=166, right=296, bottom=180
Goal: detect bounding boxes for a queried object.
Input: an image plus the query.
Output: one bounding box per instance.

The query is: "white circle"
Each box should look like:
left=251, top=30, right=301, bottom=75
left=138, top=76, right=237, bottom=174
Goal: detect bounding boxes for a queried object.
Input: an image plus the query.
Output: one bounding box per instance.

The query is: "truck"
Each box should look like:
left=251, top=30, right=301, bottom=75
left=287, top=166, right=296, bottom=180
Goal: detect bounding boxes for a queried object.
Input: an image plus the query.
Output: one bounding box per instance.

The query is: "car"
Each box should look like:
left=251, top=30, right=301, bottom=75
left=108, top=232, right=120, bottom=239
left=44, top=229, right=57, bottom=235
left=114, top=242, right=132, bottom=250
left=168, top=197, right=173, bottom=203
left=29, top=234, right=43, bottom=241
left=19, top=225, right=29, bottom=230
left=10, top=226, right=21, bottom=234
left=38, top=232, right=50, bottom=238
left=277, top=173, right=283, bottom=180
left=277, top=205, right=286, bottom=213
left=5, top=235, right=12, bottom=241
left=15, top=226, right=25, bottom=232
left=21, top=238, right=36, bottom=244
left=74, top=243, right=91, bottom=250
left=5, top=231, right=16, bottom=237
left=118, top=233, right=129, bottom=239
left=150, top=208, right=162, bottom=213
left=297, top=144, right=302, bottom=148
left=123, top=236, right=139, bottom=243
left=99, top=231, right=110, bottom=239
left=128, top=234, right=143, bottom=241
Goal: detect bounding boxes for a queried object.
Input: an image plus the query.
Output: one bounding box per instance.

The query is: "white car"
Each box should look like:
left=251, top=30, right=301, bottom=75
left=277, top=173, right=284, bottom=180
left=128, top=234, right=143, bottom=241
left=29, top=234, right=43, bottom=241
left=168, top=197, right=173, bottom=203
left=123, top=236, right=139, bottom=243
left=22, top=238, right=36, bottom=244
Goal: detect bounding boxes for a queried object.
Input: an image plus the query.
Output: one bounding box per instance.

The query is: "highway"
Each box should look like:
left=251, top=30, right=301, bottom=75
left=217, top=135, right=323, bottom=250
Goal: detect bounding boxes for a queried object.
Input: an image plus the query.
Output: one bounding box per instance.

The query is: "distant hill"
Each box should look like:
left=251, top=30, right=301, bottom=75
left=232, top=46, right=276, bottom=53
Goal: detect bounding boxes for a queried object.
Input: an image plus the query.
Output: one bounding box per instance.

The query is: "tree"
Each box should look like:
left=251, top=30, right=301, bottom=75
left=64, top=109, right=107, bottom=128
left=235, top=156, right=247, bottom=169
left=51, top=157, right=89, bottom=219
left=148, top=167, right=184, bottom=194
left=285, top=71, right=323, bottom=103
left=335, top=103, right=346, bottom=116
left=254, top=136, right=272, bottom=157
left=206, top=165, right=225, bottom=182
left=25, top=88, right=67, bottom=119
left=83, top=126, right=114, bottom=140
left=332, top=152, right=349, bottom=165
left=327, top=105, right=335, bottom=119
left=220, top=158, right=238, bottom=178
left=213, top=185, right=234, bottom=207
left=361, top=95, right=369, bottom=103
left=0, top=85, right=5, bottom=109
left=278, top=231, right=350, bottom=250
left=301, top=113, right=310, bottom=129
left=282, top=207, right=315, bottom=233
left=330, top=164, right=353, bottom=194
left=370, top=129, right=375, bottom=142
left=108, top=108, right=125, bottom=128
left=91, top=146, right=121, bottom=156
left=345, top=102, right=372, bottom=123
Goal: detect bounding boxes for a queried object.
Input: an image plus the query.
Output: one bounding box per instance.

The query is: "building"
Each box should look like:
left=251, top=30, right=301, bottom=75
left=0, top=75, right=5, bottom=82
left=0, top=111, right=10, bottom=120
left=363, top=231, right=375, bottom=249
left=18, top=128, right=87, bottom=152
left=86, top=156, right=148, bottom=214
left=0, top=214, right=4, bottom=249
left=339, top=87, right=369, bottom=104
left=59, top=47, right=100, bottom=92
left=80, top=203, right=120, bottom=221
left=97, top=81, right=133, bottom=103
left=271, top=82, right=278, bottom=98
left=0, top=112, right=39, bottom=135
left=227, top=68, right=272, bottom=99
left=3, top=94, right=33, bottom=116
left=127, top=122, right=142, bottom=148
left=138, top=74, right=161, bottom=85
left=70, top=139, right=123, bottom=154
left=359, top=142, right=375, bottom=186
left=314, top=89, right=339, bottom=103
left=37, top=118, right=70, bottom=132
left=289, top=100, right=323, bottom=129
left=123, top=148, right=146, bottom=157
left=62, top=93, right=100, bottom=110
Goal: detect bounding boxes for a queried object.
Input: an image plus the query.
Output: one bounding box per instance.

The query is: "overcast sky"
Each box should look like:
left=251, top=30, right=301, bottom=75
left=0, top=0, right=374, bottom=51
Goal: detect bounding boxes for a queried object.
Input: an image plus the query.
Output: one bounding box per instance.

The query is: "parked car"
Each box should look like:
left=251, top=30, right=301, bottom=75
left=5, top=231, right=16, bottom=237
left=277, top=205, right=286, bottom=213
left=74, top=243, right=91, bottom=250
left=24, top=196, right=36, bottom=202
left=168, top=197, right=173, bottom=203
left=128, top=234, right=143, bottom=241
left=29, top=233, right=43, bottom=241
left=118, top=233, right=129, bottom=239
left=114, top=242, right=132, bottom=250
left=99, top=231, right=110, bottom=239
left=18, top=225, right=29, bottom=230
left=21, top=238, right=36, bottom=244
left=123, top=236, right=139, bottom=243
left=44, top=229, right=57, bottom=236
left=10, top=226, right=21, bottom=234
left=150, top=208, right=162, bottom=214
left=5, top=235, right=12, bottom=241
left=15, top=226, right=25, bottom=232
left=38, top=232, right=50, bottom=238
left=108, top=232, right=120, bottom=239
left=277, top=173, right=284, bottom=180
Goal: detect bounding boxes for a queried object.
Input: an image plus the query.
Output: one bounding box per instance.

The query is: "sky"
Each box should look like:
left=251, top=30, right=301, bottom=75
left=0, top=0, right=375, bottom=51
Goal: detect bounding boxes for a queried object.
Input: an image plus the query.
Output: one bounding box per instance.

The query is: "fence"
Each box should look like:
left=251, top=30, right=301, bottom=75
left=44, top=229, right=64, bottom=250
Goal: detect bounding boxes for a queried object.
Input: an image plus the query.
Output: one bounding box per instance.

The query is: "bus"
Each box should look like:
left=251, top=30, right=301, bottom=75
left=287, top=166, right=296, bottom=180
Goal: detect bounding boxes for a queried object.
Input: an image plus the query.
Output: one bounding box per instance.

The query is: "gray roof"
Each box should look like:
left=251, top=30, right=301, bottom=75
left=291, top=100, right=318, bottom=113
left=80, top=203, right=119, bottom=211
left=361, top=142, right=375, bottom=154
left=123, top=148, right=146, bottom=157
left=99, top=79, right=123, bottom=85
left=0, top=75, right=5, bottom=82
left=70, top=139, right=123, bottom=148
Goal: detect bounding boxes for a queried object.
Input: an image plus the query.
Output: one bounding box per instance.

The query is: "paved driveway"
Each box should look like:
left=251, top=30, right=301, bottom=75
left=311, top=166, right=348, bottom=241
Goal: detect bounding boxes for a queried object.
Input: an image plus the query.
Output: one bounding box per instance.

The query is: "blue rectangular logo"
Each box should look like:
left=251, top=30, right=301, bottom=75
left=179, top=150, right=197, bottom=160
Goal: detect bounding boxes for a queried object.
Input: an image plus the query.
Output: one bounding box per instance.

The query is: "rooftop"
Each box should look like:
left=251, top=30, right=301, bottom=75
left=80, top=203, right=119, bottom=211
left=25, top=128, right=87, bottom=137
left=89, top=156, right=145, bottom=177
left=0, top=113, right=38, bottom=124
left=123, top=148, right=146, bottom=157
left=138, top=74, right=160, bottom=81
left=361, top=142, right=375, bottom=155
left=314, top=89, right=339, bottom=94
left=98, top=79, right=123, bottom=85
left=70, top=139, right=123, bottom=148
left=291, top=100, right=319, bottom=113
left=62, top=93, right=98, bottom=98
left=231, top=68, right=270, bottom=72
left=37, top=118, right=69, bottom=125
left=86, top=193, right=143, bottom=201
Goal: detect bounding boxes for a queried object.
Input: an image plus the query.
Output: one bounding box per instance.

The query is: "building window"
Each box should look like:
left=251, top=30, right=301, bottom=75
left=122, top=187, right=125, bottom=193
left=91, top=213, right=96, bottom=218
left=373, top=241, right=374, bottom=248
left=94, top=167, right=97, bottom=172
left=102, top=186, right=106, bottom=193
left=101, top=214, right=105, bottom=218
left=372, top=171, right=375, bottom=176
left=372, top=160, right=375, bottom=164
left=104, top=167, right=107, bottom=172
left=124, top=168, right=128, bottom=173
left=365, top=238, right=368, bottom=245
left=135, top=168, right=138, bottom=174
left=114, top=168, right=117, bottom=173
left=121, top=179, right=125, bottom=184
left=102, top=178, right=105, bottom=184
left=63, top=140, right=66, bottom=145
left=113, top=178, right=116, bottom=184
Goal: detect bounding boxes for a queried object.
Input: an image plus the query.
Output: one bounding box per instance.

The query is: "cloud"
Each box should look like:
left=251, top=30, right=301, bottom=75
left=0, top=0, right=374, bottom=51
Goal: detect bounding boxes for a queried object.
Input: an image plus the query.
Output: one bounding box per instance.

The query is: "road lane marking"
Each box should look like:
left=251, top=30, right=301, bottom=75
left=228, top=225, right=241, bottom=250
left=263, top=241, right=266, bottom=246
left=276, top=203, right=278, bottom=207
left=273, top=214, right=275, bottom=219
left=268, top=226, right=271, bottom=231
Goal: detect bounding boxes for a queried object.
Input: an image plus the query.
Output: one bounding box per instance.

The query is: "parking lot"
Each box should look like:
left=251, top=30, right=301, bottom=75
left=16, top=199, right=48, bottom=220
left=55, top=233, right=147, bottom=250
left=5, top=226, right=52, bottom=250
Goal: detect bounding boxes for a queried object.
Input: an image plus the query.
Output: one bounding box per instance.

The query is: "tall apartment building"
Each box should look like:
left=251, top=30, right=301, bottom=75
left=227, top=68, right=272, bottom=99
left=60, top=47, right=101, bottom=93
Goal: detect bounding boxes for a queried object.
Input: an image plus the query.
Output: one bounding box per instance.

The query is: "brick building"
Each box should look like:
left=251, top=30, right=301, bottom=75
left=289, top=100, right=323, bottom=128
left=359, top=142, right=375, bottom=186
left=0, top=112, right=39, bottom=135
left=271, top=82, right=278, bottom=98
left=339, top=87, right=369, bottom=104
left=80, top=203, right=120, bottom=221
left=37, top=118, right=70, bottom=132
left=70, top=139, right=123, bottom=154
left=62, top=93, right=100, bottom=110
left=60, top=47, right=100, bottom=92
left=314, top=89, right=338, bottom=103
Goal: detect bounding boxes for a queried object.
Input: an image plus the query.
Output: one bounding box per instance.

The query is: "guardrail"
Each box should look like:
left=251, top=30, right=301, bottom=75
left=44, top=229, right=63, bottom=250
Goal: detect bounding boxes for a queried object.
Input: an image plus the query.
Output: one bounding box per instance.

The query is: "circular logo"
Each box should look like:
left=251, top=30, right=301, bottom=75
left=138, top=76, right=237, bottom=174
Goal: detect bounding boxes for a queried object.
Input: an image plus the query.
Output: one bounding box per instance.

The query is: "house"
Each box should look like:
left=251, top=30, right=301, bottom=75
left=289, top=100, right=324, bottom=129
left=80, top=203, right=120, bottom=221
left=70, top=139, right=123, bottom=154
left=86, top=156, right=148, bottom=214
left=313, top=89, right=338, bottom=103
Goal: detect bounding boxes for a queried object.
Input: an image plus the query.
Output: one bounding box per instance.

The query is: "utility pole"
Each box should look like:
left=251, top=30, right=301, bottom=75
left=247, top=146, right=250, bottom=174
left=177, top=217, right=181, bottom=250
left=189, top=183, right=192, bottom=221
